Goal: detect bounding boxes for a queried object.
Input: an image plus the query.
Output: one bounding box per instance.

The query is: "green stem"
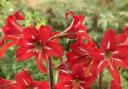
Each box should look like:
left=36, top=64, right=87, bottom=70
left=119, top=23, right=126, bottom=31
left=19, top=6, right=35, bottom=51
left=48, top=57, right=54, bottom=89
left=99, top=72, right=103, bottom=89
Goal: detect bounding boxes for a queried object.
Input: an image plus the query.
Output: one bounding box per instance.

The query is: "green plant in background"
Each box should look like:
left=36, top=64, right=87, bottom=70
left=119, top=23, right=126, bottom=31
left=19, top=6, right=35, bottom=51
left=0, top=0, right=128, bottom=89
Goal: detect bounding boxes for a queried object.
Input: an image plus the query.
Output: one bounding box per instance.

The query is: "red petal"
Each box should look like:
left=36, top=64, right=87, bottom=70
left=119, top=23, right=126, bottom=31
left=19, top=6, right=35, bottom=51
left=77, top=26, right=90, bottom=40
left=36, top=50, right=47, bottom=73
left=44, top=42, right=63, bottom=57
left=54, top=84, right=65, bottom=89
left=96, top=60, right=107, bottom=76
left=123, top=26, right=128, bottom=34
left=109, top=80, right=122, bottom=89
left=0, top=41, right=17, bottom=58
left=58, top=72, right=73, bottom=89
left=65, top=11, right=75, bottom=20
left=23, top=25, right=38, bottom=42
left=67, top=52, right=78, bottom=65
left=8, top=85, right=22, bottom=89
left=17, top=38, right=34, bottom=48
left=55, top=81, right=72, bottom=89
left=0, top=77, right=12, bottom=84
left=107, top=60, right=121, bottom=84
left=88, top=48, right=101, bottom=60
left=4, top=14, right=23, bottom=33
left=116, top=34, right=126, bottom=44
left=16, top=47, right=34, bottom=61
left=67, top=52, right=91, bottom=67
left=0, top=77, right=21, bottom=89
left=14, top=11, right=24, bottom=20
left=3, top=24, right=22, bottom=36
left=59, top=73, right=73, bottom=85
left=72, top=65, right=85, bottom=80
left=33, top=81, right=49, bottom=89
left=101, top=29, right=116, bottom=52
left=70, top=40, right=88, bottom=56
left=9, top=85, right=23, bottom=89
left=81, top=83, right=92, bottom=89
left=121, top=57, right=128, bottom=64
left=85, top=75, right=96, bottom=85
left=91, top=60, right=103, bottom=77
left=16, top=69, right=33, bottom=88
left=112, top=58, right=128, bottom=69
left=112, top=45, right=128, bottom=58
left=66, top=11, right=84, bottom=27
left=39, top=25, right=52, bottom=45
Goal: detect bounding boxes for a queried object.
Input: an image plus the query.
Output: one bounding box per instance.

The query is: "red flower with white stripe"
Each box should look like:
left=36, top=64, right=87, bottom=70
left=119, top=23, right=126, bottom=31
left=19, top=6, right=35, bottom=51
left=16, top=25, right=63, bottom=73
left=0, top=11, right=24, bottom=58
left=51, top=11, right=90, bottom=40
left=67, top=38, right=95, bottom=67
left=0, top=69, right=49, bottom=89
left=56, top=65, right=94, bottom=89
left=90, top=29, right=128, bottom=84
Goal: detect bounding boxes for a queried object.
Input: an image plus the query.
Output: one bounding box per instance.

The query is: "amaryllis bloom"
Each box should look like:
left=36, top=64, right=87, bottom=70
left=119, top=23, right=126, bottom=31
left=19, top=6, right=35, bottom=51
left=16, top=25, right=63, bottom=73
left=0, top=69, right=49, bottom=89
left=0, top=11, right=24, bottom=58
left=2, top=11, right=24, bottom=40
left=51, top=11, right=90, bottom=40
left=56, top=65, right=94, bottom=89
left=90, top=29, right=128, bottom=84
left=108, top=80, right=122, bottom=89
left=67, top=38, right=95, bottom=67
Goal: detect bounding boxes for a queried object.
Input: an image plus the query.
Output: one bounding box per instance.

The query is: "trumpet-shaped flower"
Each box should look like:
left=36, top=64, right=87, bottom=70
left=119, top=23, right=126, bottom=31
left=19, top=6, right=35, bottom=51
left=90, top=29, right=128, bottom=84
left=0, top=69, right=49, bottom=89
left=56, top=64, right=95, bottom=89
left=16, top=25, right=63, bottom=73
left=67, top=38, right=95, bottom=67
left=0, top=11, right=24, bottom=58
left=51, top=11, right=90, bottom=40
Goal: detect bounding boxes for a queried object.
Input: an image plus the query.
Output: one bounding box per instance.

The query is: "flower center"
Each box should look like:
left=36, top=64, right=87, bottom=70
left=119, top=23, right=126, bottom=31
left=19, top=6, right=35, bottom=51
left=105, top=51, right=111, bottom=59
left=26, top=86, right=33, bottom=89
left=72, top=79, right=80, bottom=89
left=34, top=41, right=42, bottom=51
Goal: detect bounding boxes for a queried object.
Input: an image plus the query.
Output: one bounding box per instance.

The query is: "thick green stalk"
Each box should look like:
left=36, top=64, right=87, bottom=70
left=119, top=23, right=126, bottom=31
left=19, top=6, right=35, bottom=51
left=48, top=57, right=54, bottom=89
left=99, top=71, right=103, bottom=89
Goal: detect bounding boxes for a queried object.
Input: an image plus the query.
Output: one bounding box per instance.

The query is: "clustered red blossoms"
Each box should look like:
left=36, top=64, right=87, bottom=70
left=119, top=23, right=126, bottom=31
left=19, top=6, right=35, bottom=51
left=0, top=69, right=49, bottom=89
left=0, top=11, right=128, bottom=89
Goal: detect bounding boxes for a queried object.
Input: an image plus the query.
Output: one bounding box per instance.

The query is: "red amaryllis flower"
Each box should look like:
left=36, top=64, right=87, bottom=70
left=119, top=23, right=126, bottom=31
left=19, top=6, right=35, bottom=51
left=15, top=69, right=49, bottom=89
left=90, top=29, right=128, bottom=84
left=109, top=80, right=122, bottom=89
left=0, top=11, right=24, bottom=58
left=51, top=11, right=90, bottom=40
left=67, top=38, right=95, bottom=67
left=0, top=69, right=49, bottom=89
left=56, top=65, right=94, bottom=89
left=16, top=25, right=63, bottom=73
left=2, top=11, right=24, bottom=40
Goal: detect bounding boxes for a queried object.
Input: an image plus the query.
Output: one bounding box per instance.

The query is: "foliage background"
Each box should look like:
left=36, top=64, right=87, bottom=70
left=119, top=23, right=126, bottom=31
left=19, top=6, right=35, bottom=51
left=0, top=0, right=128, bottom=89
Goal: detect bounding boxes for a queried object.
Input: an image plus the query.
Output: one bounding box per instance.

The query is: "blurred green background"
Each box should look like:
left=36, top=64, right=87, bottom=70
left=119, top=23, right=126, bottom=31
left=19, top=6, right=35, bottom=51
left=0, top=0, right=128, bottom=89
